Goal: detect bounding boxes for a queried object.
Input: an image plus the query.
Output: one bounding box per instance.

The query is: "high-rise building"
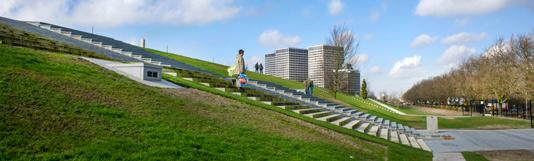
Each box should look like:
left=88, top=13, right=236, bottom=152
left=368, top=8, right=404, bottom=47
left=264, top=48, right=308, bottom=82
left=308, top=45, right=344, bottom=88
left=339, top=64, right=361, bottom=95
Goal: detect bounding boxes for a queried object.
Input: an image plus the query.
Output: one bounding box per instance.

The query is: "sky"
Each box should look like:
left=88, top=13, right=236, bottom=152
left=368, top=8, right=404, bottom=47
left=1, top=0, right=533, bottom=95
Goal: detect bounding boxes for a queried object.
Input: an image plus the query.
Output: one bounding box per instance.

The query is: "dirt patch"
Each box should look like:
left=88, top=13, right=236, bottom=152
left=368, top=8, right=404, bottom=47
left=160, top=88, right=383, bottom=153
left=412, top=106, right=465, bottom=116
left=477, top=150, right=534, bottom=161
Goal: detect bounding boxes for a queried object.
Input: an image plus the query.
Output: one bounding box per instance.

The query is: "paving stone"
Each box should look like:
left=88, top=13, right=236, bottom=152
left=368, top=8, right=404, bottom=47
left=357, top=122, right=370, bottom=133
left=399, top=134, right=410, bottom=146
left=380, top=128, right=389, bottom=140
left=331, top=117, right=351, bottom=126
left=343, top=119, right=361, bottom=129
left=408, top=136, right=421, bottom=149
left=390, top=131, right=399, bottom=143
left=367, top=125, right=379, bottom=136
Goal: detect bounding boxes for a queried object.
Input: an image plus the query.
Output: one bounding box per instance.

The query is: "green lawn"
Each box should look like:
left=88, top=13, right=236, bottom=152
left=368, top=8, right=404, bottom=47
left=1, top=45, right=396, bottom=160
left=462, top=152, right=489, bottom=161
left=439, top=116, right=530, bottom=129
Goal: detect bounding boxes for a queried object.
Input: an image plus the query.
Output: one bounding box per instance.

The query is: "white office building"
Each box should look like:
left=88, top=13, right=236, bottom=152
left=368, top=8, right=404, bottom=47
left=339, top=64, right=361, bottom=95
left=308, top=45, right=344, bottom=88
left=264, top=48, right=308, bottom=82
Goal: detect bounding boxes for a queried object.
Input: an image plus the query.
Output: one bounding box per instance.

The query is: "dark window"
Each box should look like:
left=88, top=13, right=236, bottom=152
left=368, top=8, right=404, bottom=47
left=147, top=71, right=158, bottom=78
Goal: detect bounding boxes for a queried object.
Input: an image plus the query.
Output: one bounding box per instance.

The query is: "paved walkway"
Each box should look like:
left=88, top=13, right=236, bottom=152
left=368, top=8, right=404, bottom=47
left=425, top=129, right=534, bottom=153
left=433, top=153, right=465, bottom=161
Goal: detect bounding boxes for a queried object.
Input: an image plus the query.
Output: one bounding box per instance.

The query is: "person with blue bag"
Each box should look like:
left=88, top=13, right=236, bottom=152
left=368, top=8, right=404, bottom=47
left=227, top=49, right=247, bottom=89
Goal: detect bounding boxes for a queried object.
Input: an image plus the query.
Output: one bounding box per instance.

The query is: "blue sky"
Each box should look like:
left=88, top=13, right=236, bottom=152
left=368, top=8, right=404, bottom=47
left=1, top=0, right=533, bottom=95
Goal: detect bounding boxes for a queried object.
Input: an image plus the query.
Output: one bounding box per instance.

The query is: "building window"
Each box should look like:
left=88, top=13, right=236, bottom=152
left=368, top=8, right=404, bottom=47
left=147, top=71, right=158, bottom=78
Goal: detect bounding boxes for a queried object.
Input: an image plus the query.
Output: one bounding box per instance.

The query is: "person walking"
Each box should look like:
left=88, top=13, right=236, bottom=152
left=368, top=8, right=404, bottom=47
left=254, top=62, right=259, bottom=73
left=308, top=80, right=314, bottom=96
left=304, top=80, right=309, bottom=95
left=227, top=49, right=246, bottom=88
left=259, top=63, right=263, bottom=74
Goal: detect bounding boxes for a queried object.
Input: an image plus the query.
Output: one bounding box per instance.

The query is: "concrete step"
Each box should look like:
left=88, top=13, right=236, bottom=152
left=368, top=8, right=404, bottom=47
left=304, top=111, right=332, bottom=118
left=342, top=119, right=361, bottom=129
left=330, top=117, right=351, bottom=126
left=390, top=131, right=399, bottom=143
left=102, top=45, right=113, bottom=50
left=367, top=125, right=379, bottom=136
left=317, top=114, right=341, bottom=122
left=417, top=139, right=431, bottom=152
left=215, top=88, right=225, bottom=92
left=408, top=136, right=421, bottom=149
left=199, top=82, right=210, bottom=86
left=247, top=97, right=259, bottom=101
left=183, top=77, right=193, bottom=81
left=357, top=122, right=370, bottom=133
left=292, top=108, right=319, bottom=114
left=379, top=128, right=389, bottom=140
left=399, top=133, right=410, bottom=146
left=71, top=35, right=82, bottom=40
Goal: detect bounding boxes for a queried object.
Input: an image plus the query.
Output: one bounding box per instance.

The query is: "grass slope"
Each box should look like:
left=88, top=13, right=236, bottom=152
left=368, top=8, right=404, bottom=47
left=462, top=152, right=489, bottom=161
left=146, top=48, right=427, bottom=128
left=1, top=45, right=390, bottom=160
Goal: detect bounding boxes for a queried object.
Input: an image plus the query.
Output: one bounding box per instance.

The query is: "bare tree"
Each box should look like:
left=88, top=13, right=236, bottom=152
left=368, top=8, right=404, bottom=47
left=326, top=24, right=360, bottom=98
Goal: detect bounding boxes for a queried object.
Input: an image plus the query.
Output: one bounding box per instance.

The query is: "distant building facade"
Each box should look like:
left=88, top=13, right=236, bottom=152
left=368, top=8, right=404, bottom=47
left=264, top=48, right=308, bottom=82
left=339, top=64, right=360, bottom=95
left=308, top=45, right=344, bottom=88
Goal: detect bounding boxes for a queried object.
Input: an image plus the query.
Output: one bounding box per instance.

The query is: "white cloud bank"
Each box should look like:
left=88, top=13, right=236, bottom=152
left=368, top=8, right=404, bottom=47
left=329, top=0, right=343, bottom=15
left=258, top=30, right=301, bottom=48
left=415, top=0, right=511, bottom=16
left=369, top=66, right=383, bottom=74
left=438, top=45, right=477, bottom=67
left=442, top=32, right=487, bottom=44
left=0, top=0, right=240, bottom=27
left=389, top=56, right=422, bottom=78
left=349, top=54, right=369, bottom=65
left=410, top=34, right=437, bottom=48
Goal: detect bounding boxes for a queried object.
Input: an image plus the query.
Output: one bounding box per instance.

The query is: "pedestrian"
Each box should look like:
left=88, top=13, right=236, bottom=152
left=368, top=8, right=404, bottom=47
left=308, top=80, right=314, bottom=96
left=255, top=62, right=259, bottom=73
left=259, top=63, right=263, bottom=74
left=303, top=80, right=309, bottom=95
left=227, top=49, right=246, bottom=88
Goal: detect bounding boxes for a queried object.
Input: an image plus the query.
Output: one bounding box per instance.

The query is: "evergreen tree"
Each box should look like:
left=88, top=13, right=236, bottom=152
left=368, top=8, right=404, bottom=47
left=361, top=79, right=367, bottom=99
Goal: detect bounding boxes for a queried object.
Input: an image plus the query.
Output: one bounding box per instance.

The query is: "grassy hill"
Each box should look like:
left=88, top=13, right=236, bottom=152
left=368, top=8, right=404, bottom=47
left=147, top=49, right=531, bottom=130
left=0, top=45, right=395, bottom=160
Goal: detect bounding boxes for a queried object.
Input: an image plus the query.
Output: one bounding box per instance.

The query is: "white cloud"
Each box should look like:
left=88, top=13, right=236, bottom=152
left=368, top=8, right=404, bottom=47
left=442, top=32, right=487, bottom=44
left=329, top=0, right=343, bottom=15
left=415, top=0, right=511, bottom=16
left=369, top=66, right=383, bottom=74
left=454, top=18, right=470, bottom=28
left=349, top=54, right=369, bottom=65
left=0, top=0, right=240, bottom=27
left=258, top=30, right=301, bottom=48
left=438, top=45, right=476, bottom=67
left=410, top=34, right=437, bottom=48
left=389, top=56, right=422, bottom=78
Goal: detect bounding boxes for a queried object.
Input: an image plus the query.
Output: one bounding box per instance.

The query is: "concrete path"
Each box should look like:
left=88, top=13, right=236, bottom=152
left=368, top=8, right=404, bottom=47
left=432, top=153, right=465, bottom=161
left=425, top=129, right=534, bottom=153
left=369, top=99, right=406, bottom=115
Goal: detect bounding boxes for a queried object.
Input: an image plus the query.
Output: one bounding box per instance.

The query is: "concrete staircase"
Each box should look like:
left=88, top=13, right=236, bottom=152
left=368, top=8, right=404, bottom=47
left=246, top=80, right=431, bottom=151
left=167, top=69, right=431, bottom=151
left=29, top=22, right=172, bottom=67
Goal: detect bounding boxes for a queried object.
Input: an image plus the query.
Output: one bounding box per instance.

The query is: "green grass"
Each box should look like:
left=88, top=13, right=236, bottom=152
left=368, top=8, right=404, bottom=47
left=1, top=45, right=396, bottom=160
left=462, top=152, right=489, bottom=161
left=439, top=116, right=530, bottom=129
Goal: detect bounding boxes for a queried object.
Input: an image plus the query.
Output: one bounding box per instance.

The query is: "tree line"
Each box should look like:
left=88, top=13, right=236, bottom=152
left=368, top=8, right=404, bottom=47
left=402, top=34, right=533, bottom=110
